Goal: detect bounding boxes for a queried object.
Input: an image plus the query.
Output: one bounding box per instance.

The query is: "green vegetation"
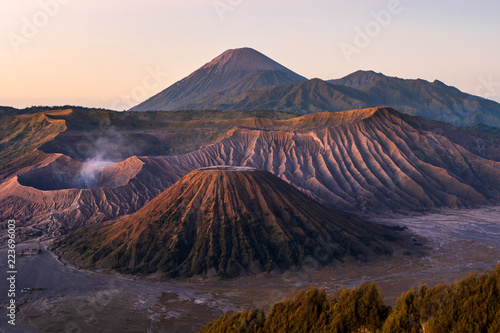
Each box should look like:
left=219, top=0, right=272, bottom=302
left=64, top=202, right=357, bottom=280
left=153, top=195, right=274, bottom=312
left=124, top=110, right=298, bottom=122
left=201, top=266, right=500, bottom=333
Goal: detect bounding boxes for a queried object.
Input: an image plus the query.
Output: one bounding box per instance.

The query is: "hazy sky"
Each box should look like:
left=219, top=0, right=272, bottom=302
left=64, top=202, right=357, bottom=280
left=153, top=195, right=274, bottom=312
left=1, top=0, right=499, bottom=109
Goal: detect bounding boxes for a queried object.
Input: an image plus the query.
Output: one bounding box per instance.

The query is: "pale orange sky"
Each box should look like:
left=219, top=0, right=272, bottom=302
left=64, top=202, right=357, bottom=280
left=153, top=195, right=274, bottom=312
left=1, top=0, right=499, bottom=109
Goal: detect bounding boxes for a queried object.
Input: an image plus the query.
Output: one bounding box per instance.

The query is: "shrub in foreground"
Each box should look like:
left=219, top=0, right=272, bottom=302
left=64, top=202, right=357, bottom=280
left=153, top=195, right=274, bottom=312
left=201, top=266, right=500, bottom=333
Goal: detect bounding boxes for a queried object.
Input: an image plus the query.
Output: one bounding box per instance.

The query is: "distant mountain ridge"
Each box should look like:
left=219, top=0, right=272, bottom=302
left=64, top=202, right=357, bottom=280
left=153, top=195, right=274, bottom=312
left=130, top=48, right=500, bottom=127
left=329, top=70, right=500, bottom=127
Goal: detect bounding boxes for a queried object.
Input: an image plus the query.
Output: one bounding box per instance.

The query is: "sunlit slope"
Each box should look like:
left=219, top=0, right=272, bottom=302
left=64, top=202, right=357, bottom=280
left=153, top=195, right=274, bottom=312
left=0, top=110, right=67, bottom=181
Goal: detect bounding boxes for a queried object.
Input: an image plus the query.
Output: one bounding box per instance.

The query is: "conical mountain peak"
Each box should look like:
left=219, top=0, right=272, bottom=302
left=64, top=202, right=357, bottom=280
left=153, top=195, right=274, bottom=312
left=200, top=47, right=298, bottom=74
left=130, top=48, right=306, bottom=111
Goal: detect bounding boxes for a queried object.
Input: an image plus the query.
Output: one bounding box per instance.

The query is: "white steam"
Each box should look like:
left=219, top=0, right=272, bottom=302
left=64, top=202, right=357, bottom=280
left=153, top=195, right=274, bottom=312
left=72, top=142, right=118, bottom=189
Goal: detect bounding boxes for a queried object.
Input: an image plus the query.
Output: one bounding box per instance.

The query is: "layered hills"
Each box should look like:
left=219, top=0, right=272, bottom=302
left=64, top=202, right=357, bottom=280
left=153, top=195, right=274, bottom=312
left=130, top=48, right=500, bottom=127
left=179, top=74, right=500, bottom=127
left=184, top=78, right=370, bottom=114
left=55, top=167, right=393, bottom=277
left=2, top=107, right=500, bottom=236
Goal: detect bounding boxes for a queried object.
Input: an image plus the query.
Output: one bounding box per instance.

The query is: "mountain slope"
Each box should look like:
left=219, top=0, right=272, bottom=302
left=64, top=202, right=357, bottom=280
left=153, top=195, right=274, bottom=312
left=185, top=78, right=371, bottom=113
left=329, top=70, right=500, bottom=127
left=55, top=167, right=393, bottom=278
left=130, top=48, right=307, bottom=111
left=181, top=70, right=312, bottom=111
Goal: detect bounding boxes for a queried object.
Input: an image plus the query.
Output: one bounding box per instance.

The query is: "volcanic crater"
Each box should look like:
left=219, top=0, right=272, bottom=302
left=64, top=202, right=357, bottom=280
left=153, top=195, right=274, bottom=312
left=17, top=155, right=144, bottom=190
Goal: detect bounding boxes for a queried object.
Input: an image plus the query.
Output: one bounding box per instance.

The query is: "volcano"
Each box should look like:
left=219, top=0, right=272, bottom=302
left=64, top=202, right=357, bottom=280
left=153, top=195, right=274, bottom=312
left=56, top=167, right=393, bottom=278
left=130, top=48, right=307, bottom=111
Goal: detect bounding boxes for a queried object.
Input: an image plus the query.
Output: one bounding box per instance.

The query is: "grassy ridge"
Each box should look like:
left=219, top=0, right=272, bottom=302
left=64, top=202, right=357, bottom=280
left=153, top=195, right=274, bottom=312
left=0, top=105, right=113, bottom=120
